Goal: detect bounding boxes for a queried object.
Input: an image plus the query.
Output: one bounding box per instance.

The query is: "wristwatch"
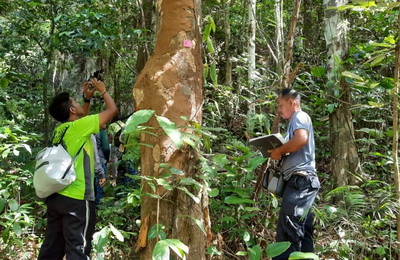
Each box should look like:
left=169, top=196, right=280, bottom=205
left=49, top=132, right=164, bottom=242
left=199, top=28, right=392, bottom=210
left=83, top=94, right=91, bottom=103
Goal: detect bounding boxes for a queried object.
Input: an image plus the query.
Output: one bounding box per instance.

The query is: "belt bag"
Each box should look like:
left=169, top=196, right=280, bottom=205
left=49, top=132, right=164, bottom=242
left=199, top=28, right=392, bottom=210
left=262, top=167, right=286, bottom=197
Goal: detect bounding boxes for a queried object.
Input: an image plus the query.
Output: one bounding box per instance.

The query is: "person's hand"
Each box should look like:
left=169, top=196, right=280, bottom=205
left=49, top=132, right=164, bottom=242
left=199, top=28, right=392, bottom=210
left=98, top=178, right=106, bottom=187
left=268, top=148, right=282, bottom=161
left=91, top=78, right=107, bottom=94
left=83, top=81, right=96, bottom=100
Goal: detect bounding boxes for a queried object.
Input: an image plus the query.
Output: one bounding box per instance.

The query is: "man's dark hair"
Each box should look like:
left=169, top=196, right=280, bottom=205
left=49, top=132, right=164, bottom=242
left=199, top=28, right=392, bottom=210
left=280, top=88, right=300, bottom=101
left=49, top=92, right=72, bottom=122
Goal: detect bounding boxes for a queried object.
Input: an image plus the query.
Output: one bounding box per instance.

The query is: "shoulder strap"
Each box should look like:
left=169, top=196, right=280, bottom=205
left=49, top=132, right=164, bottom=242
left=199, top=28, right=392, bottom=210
left=61, top=139, right=87, bottom=179
left=53, top=125, right=71, bottom=145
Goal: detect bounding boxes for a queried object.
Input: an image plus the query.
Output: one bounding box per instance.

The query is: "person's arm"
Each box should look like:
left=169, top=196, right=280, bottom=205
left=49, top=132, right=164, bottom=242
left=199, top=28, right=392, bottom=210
left=82, top=81, right=95, bottom=116
left=268, top=129, right=308, bottom=160
left=91, top=79, right=118, bottom=127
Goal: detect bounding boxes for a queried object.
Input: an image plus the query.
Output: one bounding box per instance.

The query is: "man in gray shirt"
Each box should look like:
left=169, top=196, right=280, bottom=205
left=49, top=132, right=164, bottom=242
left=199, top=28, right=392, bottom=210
left=269, top=88, right=320, bottom=260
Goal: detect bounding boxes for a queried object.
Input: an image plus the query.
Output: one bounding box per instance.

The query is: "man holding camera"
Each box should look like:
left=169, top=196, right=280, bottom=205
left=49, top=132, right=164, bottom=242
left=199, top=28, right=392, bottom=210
left=38, top=79, right=118, bottom=259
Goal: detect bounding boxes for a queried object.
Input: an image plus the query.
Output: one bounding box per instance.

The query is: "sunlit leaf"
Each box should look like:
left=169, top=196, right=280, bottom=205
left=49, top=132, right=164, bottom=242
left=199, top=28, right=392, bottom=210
left=310, top=66, right=326, bottom=78
left=342, top=71, right=363, bottom=81
left=224, top=196, right=256, bottom=205
left=8, top=199, right=19, bottom=212
left=208, top=188, right=219, bottom=197
left=156, top=116, right=182, bottom=149
left=124, top=110, right=155, bottom=133
left=153, top=240, right=169, bottom=260
left=266, top=242, right=291, bottom=258
left=213, top=154, right=229, bottom=167
left=249, top=245, right=261, bottom=260
left=109, top=223, right=124, bottom=242
left=289, top=251, right=319, bottom=259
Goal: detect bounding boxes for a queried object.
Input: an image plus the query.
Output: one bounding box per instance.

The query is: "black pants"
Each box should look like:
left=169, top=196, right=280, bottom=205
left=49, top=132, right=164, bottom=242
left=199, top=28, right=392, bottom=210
left=38, top=193, right=96, bottom=260
left=273, top=174, right=320, bottom=260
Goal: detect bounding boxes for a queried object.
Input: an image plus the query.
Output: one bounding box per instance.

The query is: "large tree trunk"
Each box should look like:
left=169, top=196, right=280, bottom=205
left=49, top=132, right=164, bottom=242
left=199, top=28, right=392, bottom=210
left=133, top=0, right=209, bottom=259
left=324, top=0, right=362, bottom=186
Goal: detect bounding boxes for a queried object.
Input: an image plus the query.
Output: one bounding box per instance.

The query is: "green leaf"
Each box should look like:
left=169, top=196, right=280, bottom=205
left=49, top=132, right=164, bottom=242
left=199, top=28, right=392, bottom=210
left=208, top=188, right=219, bottom=197
left=207, top=246, right=222, bottom=256
left=249, top=245, right=262, bottom=260
left=177, top=187, right=200, bottom=203
left=179, top=177, right=202, bottom=189
left=213, top=154, right=229, bottom=167
left=12, top=223, right=22, bottom=236
left=0, top=198, right=5, bottom=212
left=207, top=37, right=215, bottom=54
left=179, top=215, right=206, bottom=234
left=367, top=101, right=384, bottom=108
left=224, top=196, right=256, bottom=205
left=109, top=223, right=124, bottom=242
left=243, top=231, right=250, bottom=242
left=202, top=21, right=212, bottom=42
left=165, top=239, right=189, bottom=257
left=124, top=110, right=155, bottom=133
left=8, top=199, right=19, bottom=212
left=310, top=66, right=326, bottom=78
left=156, top=116, right=182, bottom=148
left=93, top=227, right=110, bottom=253
left=236, top=251, right=248, bottom=256
left=210, top=62, right=217, bottom=85
left=341, top=71, right=363, bottom=81
left=376, top=246, right=387, bottom=256
left=379, top=78, right=393, bottom=89
left=266, top=242, right=291, bottom=258
left=155, top=178, right=174, bottom=191
left=153, top=240, right=170, bottom=260
left=247, top=156, right=267, bottom=171
left=369, top=53, right=386, bottom=67
left=289, top=252, right=319, bottom=259
left=384, top=35, right=395, bottom=44
left=0, top=78, right=9, bottom=89
left=148, top=224, right=166, bottom=240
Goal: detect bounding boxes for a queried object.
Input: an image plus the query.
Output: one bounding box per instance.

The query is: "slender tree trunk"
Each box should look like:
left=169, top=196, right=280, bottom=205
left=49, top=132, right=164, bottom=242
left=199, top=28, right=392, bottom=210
left=133, top=0, right=209, bottom=259
left=271, top=0, right=302, bottom=134
left=393, top=8, right=400, bottom=260
left=324, top=0, right=362, bottom=186
left=43, top=3, right=57, bottom=145
left=275, top=0, right=284, bottom=76
left=247, top=0, right=256, bottom=85
left=224, top=0, right=232, bottom=87
left=302, top=0, right=313, bottom=50
left=282, top=0, right=302, bottom=88
left=136, top=0, right=153, bottom=73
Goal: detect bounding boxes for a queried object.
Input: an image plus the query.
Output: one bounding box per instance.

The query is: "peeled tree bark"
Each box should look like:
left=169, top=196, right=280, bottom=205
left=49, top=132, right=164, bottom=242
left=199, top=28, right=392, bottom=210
left=324, top=0, right=362, bottom=186
left=133, top=0, right=210, bottom=259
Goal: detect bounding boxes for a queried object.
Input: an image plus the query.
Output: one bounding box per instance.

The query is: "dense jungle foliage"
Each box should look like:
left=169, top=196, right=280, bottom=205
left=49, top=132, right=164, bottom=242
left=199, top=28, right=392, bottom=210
left=0, top=0, right=399, bottom=259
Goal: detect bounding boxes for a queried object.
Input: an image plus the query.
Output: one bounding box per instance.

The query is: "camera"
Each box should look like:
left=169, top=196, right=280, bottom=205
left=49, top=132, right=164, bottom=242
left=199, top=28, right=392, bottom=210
left=87, top=70, right=104, bottom=91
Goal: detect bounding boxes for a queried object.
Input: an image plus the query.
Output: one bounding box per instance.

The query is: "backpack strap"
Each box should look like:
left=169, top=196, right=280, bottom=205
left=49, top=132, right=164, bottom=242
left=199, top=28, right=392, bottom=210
left=53, top=125, right=71, bottom=145
left=61, top=140, right=87, bottom=179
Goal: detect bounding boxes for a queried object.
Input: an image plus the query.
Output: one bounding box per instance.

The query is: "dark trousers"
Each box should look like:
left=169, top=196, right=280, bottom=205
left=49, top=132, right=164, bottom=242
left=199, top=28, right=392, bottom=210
left=273, top=174, right=320, bottom=260
left=38, top=193, right=96, bottom=260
